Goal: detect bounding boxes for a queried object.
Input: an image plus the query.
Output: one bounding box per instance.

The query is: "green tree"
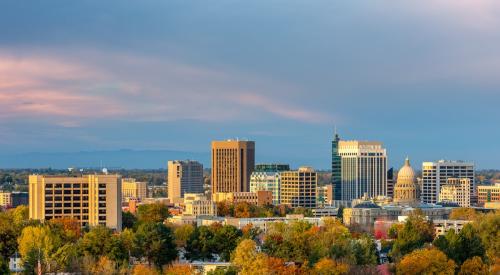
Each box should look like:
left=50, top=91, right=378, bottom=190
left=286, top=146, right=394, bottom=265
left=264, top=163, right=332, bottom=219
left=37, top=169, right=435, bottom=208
left=213, top=225, right=243, bottom=261
left=122, top=211, right=138, bottom=229
left=474, top=211, right=500, bottom=261
left=352, top=234, right=378, bottom=265
left=137, top=203, right=170, bottom=223
left=0, top=212, right=19, bottom=259
left=0, top=256, right=9, bottom=275
left=78, top=226, right=113, bottom=258
left=173, top=224, right=195, bottom=247
left=185, top=225, right=216, bottom=261
left=135, top=222, right=177, bottom=268
left=52, top=243, right=81, bottom=272
left=390, top=210, right=434, bottom=259
left=434, top=224, right=485, bottom=265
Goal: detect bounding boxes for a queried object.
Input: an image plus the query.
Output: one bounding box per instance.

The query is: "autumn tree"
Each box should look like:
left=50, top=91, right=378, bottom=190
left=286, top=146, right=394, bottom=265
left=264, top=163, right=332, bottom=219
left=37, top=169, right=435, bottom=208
left=164, top=263, right=196, bottom=275
left=458, top=256, right=488, bottom=275
left=449, top=208, right=478, bottom=221
left=312, top=258, right=349, bottom=275
left=132, top=264, right=160, bottom=275
left=396, top=248, right=456, bottom=275
left=18, top=225, right=63, bottom=273
left=231, top=239, right=269, bottom=275
left=137, top=203, right=170, bottom=223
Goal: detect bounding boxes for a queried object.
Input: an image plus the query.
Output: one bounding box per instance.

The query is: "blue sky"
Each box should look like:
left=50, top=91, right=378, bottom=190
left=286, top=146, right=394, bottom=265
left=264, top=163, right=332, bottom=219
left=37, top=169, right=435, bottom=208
left=0, top=1, right=499, bottom=169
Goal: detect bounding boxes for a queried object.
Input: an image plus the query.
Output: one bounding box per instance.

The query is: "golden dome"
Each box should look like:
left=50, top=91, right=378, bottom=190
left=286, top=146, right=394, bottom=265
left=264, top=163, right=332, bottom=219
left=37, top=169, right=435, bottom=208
left=394, top=157, right=419, bottom=204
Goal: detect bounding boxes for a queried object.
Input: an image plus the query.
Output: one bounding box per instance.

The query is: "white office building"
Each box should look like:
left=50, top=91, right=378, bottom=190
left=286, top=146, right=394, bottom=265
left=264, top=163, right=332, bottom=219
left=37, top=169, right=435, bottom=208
left=338, top=141, right=387, bottom=201
left=422, top=160, right=474, bottom=204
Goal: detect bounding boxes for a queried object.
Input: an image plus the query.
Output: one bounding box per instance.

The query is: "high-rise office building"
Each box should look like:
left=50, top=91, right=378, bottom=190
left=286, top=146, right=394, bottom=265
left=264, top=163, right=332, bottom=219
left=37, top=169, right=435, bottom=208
left=168, top=160, right=204, bottom=203
left=29, top=174, right=122, bottom=230
left=421, top=160, right=475, bottom=204
left=280, top=166, right=317, bottom=208
left=439, top=178, right=471, bottom=207
left=386, top=168, right=395, bottom=199
left=121, top=178, right=147, bottom=202
left=250, top=163, right=289, bottom=205
left=211, top=140, right=255, bottom=194
left=331, top=132, right=342, bottom=200
left=337, top=141, right=387, bottom=201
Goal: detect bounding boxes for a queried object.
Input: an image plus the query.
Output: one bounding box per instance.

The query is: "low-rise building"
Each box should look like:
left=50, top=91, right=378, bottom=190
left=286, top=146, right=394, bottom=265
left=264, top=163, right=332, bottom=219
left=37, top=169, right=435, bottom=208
left=434, top=219, right=473, bottom=236
left=212, top=191, right=272, bottom=206
left=478, top=183, right=500, bottom=205
left=438, top=178, right=471, bottom=207
left=184, top=193, right=217, bottom=216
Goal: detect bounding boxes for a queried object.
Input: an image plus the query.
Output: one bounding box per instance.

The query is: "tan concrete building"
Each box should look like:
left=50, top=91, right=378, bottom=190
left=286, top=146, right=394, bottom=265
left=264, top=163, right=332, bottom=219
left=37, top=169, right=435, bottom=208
left=280, top=167, right=317, bottom=208
left=168, top=160, right=204, bottom=204
left=422, top=160, right=474, bottom=204
left=0, top=192, right=12, bottom=208
left=29, top=174, right=122, bottom=231
left=213, top=191, right=273, bottom=206
left=121, top=178, right=147, bottom=202
left=183, top=193, right=217, bottom=216
left=211, top=140, right=255, bottom=194
left=438, top=178, right=471, bottom=207
left=478, top=183, right=500, bottom=205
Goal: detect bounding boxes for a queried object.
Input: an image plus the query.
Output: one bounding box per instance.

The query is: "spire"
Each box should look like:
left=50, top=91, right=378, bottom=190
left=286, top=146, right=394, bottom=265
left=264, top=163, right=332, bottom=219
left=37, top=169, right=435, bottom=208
left=405, top=157, right=410, bottom=167
left=333, top=125, right=339, bottom=140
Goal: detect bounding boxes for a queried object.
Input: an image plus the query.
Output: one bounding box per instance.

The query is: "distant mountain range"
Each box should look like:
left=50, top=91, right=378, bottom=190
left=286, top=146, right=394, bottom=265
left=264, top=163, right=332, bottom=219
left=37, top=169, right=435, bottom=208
left=0, top=149, right=210, bottom=169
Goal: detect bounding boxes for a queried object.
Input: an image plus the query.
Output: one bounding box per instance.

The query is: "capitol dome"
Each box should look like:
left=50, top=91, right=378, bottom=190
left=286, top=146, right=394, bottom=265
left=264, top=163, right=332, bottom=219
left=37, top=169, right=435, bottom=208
left=397, top=158, right=415, bottom=184
left=394, top=157, right=419, bottom=205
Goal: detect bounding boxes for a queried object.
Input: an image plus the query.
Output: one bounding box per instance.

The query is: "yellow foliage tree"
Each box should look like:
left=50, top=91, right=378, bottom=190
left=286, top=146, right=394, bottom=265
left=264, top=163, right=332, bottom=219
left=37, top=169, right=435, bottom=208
left=132, top=264, right=160, bottom=275
left=18, top=225, right=62, bottom=272
left=450, top=208, right=478, bottom=221
left=458, top=256, right=488, bottom=275
left=396, top=248, right=456, bottom=275
left=164, top=263, right=196, bottom=275
left=312, top=258, right=349, bottom=275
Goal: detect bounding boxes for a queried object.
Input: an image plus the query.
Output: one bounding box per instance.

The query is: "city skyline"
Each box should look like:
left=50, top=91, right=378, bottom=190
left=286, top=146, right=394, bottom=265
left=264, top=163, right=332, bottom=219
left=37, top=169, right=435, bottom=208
left=1, top=1, right=500, bottom=169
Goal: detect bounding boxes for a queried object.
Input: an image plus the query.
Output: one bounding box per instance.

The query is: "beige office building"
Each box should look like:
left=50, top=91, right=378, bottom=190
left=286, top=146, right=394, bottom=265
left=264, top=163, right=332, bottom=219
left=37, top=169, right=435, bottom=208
left=438, top=178, right=471, bottom=207
left=0, top=192, right=12, bottom=208
left=29, top=174, right=122, bottom=231
left=280, top=167, right=317, bottom=208
left=211, top=140, right=255, bottom=194
left=121, top=178, right=147, bottom=202
left=168, top=160, right=204, bottom=204
left=478, top=183, right=500, bottom=205
left=183, top=193, right=217, bottom=216
left=338, top=141, right=387, bottom=201
left=422, top=160, right=474, bottom=204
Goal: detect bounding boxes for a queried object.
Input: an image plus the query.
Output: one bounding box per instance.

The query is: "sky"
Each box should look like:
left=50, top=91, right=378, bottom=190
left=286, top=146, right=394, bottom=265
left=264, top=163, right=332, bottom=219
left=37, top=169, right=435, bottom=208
left=0, top=0, right=499, bottom=169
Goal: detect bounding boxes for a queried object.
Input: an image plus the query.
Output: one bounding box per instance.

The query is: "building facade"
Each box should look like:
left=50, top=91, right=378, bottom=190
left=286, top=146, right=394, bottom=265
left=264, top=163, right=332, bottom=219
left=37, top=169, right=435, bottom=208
left=280, top=167, right=317, bottom=208
left=0, top=191, right=28, bottom=208
left=477, top=183, right=500, bottom=205
left=29, top=174, right=122, bottom=230
left=183, top=193, right=217, bottom=216
left=337, top=141, right=387, bottom=201
left=121, top=178, right=147, bottom=202
left=421, top=160, right=475, bottom=204
left=250, top=163, right=289, bottom=205
left=168, top=160, right=204, bottom=203
left=438, top=178, right=471, bottom=207
left=211, top=140, right=255, bottom=194
left=213, top=191, right=273, bottom=206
